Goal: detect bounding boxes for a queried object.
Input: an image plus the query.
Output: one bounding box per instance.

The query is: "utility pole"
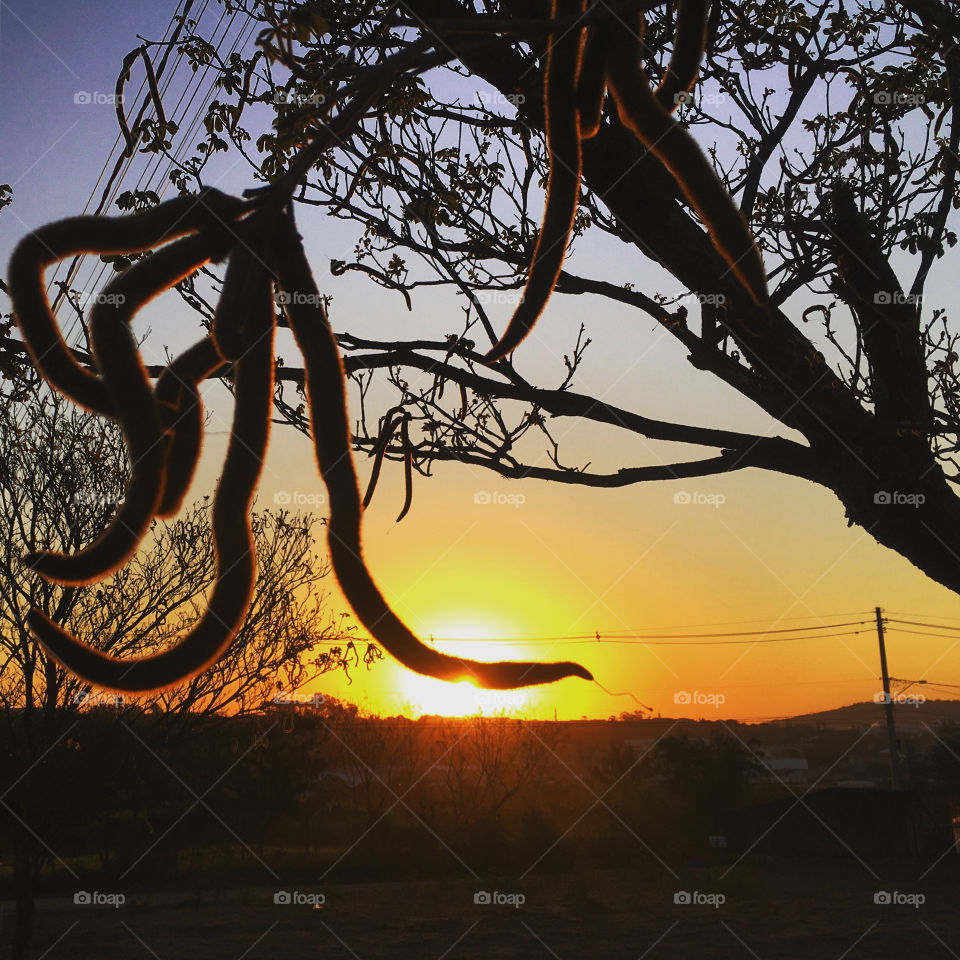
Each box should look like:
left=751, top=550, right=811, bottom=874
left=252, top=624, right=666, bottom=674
left=876, top=606, right=901, bottom=789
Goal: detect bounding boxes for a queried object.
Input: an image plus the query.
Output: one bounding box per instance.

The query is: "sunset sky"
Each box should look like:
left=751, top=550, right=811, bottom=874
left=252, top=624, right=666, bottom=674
left=2, top=0, right=960, bottom=722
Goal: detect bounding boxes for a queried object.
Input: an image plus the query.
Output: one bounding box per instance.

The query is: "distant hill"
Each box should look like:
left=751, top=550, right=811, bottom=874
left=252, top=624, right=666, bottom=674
left=786, top=697, right=960, bottom=726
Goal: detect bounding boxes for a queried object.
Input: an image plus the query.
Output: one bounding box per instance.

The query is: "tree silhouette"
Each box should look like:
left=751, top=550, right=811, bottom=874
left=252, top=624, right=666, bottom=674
left=4, top=0, right=960, bottom=686
left=163, top=0, right=960, bottom=594
left=0, top=385, right=356, bottom=959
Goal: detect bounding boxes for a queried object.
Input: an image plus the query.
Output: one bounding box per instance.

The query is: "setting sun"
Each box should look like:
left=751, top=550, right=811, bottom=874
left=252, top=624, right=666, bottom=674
left=399, top=621, right=535, bottom=716
left=400, top=671, right=533, bottom=717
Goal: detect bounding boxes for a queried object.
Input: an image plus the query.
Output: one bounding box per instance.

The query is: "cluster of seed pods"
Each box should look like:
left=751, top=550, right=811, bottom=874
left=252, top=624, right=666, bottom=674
left=6, top=0, right=769, bottom=694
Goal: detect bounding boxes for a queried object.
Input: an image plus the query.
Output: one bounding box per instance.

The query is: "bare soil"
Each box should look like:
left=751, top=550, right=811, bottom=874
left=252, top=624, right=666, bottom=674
left=19, top=858, right=960, bottom=958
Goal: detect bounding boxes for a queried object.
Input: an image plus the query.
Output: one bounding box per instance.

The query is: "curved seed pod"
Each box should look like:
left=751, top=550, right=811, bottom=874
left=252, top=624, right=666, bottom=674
left=7, top=189, right=250, bottom=413
left=275, top=210, right=592, bottom=688
left=605, top=19, right=768, bottom=305
left=396, top=415, right=414, bottom=523
left=116, top=46, right=167, bottom=157
left=155, top=336, right=226, bottom=517
left=29, top=237, right=277, bottom=693
left=361, top=406, right=407, bottom=509
left=653, top=0, right=711, bottom=114
left=23, top=231, right=238, bottom=584
left=577, top=15, right=608, bottom=138
left=484, top=0, right=585, bottom=362
left=210, top=235, right=273, bottom=361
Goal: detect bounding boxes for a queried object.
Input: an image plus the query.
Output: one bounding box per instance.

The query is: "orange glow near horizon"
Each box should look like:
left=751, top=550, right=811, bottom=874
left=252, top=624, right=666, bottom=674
left=398, top=619, right=536, bottom=717
left=400, top=671, right=533, bottom=718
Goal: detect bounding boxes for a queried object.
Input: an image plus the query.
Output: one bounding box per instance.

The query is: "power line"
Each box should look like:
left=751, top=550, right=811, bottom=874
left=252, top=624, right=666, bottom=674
left=310, top=625, right=873, bottom=648
left=417, top=620, right=872, bottom=642
left=48, top=0, right=194, bottom=312
left=886, top=618, right=960, bottom=633
left=886, top=610, right=960, bottom=622
left=68, top=0, right=243, bottom=332
left=883, top=627, right=960, bottom=641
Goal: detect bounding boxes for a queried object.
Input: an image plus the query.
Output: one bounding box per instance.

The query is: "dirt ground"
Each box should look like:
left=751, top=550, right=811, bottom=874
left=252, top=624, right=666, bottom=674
left=17, top=858, right=960, bottom=959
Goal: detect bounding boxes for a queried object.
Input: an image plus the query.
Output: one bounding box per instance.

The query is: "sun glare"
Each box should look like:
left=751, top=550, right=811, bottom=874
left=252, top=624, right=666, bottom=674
left=400, top=619, right=535, bottom=716
left=401, top=672, right=532, bottom=718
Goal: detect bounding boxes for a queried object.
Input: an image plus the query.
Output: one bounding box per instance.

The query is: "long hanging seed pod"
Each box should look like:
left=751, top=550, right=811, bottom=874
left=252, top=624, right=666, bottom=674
left=605, top=16, right=768, bottom=305
left=155, top=336, right=226, bottom=517
left=362, top=405, right=407, bottom=509
left=28, top=224, right=278, bottom=693
left=485, top=0, right=587, bottom=361
left=274, top=208, right=591, bottom=688
left=577, top=2, right=609, bottom=138
left=396, top=415, right=414, bottom=523
left=653, top=0, right=711, bottom=113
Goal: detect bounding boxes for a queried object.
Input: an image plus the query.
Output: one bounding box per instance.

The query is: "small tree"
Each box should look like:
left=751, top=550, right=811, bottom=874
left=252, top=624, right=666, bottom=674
left=0, top=386, right=359, bottom=959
